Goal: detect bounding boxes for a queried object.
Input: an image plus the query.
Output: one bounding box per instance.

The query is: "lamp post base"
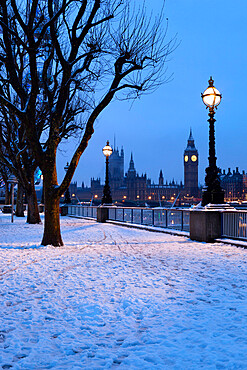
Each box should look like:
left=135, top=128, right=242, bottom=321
left=202, top=162, right=225, bottom=207
left=102, top=184, right=112, bottom=205
left=202, top=187, right=225, bottom=207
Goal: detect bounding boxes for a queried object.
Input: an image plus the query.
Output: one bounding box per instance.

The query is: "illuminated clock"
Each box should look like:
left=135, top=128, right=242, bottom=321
left=191, top=155, right=197, bottom=162
left=184, top=155, right=188, bottom=162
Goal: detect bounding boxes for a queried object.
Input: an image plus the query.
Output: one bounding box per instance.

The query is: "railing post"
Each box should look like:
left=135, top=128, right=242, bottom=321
left=221, top=212, right=223, bottom=237
left=166, top=209, right=168, bottom=228
left=181, top=210, right=183, bottom=231
left=152, top=209, right=154, bottom=226
left=141, top=209, right=143, bottom=224
left=131, top=208, right=134, bottom=223
left=115, top=207, right=117, bottom=221
left=123, top=208, right=124, bottom=222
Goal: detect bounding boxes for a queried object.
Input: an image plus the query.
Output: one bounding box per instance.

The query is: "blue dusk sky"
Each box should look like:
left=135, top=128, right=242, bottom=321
left=57, top=0, right=247, bottom=187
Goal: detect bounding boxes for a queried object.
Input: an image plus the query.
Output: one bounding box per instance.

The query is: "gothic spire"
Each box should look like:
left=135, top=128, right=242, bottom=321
left=128, top=152, right=136, bottom=176
left=189, top=127, right=193, bottom=141
left=159, top=170, right=164, bottom=186
left=186, top=128, right=196, bottom=149
left=129, top=152, right=135, bottom=171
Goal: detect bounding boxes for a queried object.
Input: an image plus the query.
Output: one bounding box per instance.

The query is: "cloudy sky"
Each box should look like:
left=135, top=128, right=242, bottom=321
left=57, top=0, right=247, bottom=187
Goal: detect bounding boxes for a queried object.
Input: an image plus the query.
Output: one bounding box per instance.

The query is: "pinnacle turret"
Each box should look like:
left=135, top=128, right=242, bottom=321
left=128, top=152, right=136, bottom=172
left=185, top=128, right=196, bottom=150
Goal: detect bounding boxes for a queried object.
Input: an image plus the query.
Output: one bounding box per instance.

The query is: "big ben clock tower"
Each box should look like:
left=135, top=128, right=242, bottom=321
left=184, top=129, right=199, bottom=197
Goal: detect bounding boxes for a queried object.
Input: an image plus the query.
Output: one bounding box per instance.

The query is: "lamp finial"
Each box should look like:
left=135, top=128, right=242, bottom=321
left=208, top=76, right=214, bottom=86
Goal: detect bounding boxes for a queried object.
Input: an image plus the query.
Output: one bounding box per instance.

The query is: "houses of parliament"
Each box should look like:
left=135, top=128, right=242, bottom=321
left=70, top=130, right=200, bottom=205
left=69, top=130, right=247, bottom=205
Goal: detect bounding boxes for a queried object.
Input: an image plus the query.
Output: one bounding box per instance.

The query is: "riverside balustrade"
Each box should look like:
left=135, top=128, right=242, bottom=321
left=108, top=207, right=190, bottom=231
left=222, top=210, right=247, bottom=240
left=67, top=205, right=190, bottom=232
left=67, top=205, right=98, bottom=219
left=66, top=205, right=247, bottom=243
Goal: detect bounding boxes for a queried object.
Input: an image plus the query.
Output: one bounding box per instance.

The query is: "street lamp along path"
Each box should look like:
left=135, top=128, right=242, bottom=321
left=201, top=77, right=224, bottom=206
left=102, top=141, right=113, bottom=205
left=63, top=162, right=71, bottom=204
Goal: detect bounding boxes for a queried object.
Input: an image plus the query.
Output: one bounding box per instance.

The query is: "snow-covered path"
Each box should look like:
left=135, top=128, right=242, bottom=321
left=0, top=215, right=247, bottom=369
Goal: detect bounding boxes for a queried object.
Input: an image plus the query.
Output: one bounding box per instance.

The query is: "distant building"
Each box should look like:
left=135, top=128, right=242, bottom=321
left=184, top=128, right=199, bottom=197
left=109, top=146, right=124, bottom=190
left=219, top=167, right=247, bottom=201
left=69, top=131, right=200, bottom=205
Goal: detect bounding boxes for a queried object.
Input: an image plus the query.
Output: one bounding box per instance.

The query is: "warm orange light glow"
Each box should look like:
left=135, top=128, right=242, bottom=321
left=72, top=193, right=75, bottom=197
left=148, top=196, right=151, bottom=200
left=171, top=197, right=174, bottom=200
left=202, top=85, right=221, bottom=108
left=123, top=196, right=127, bottom=199
left=102, top=141, right=113, bottom=157
left=162, top=196, right=165, bottom=199
left=94, top=195, right=98, bottom=198
left=137, top=195, right=140, bottom=198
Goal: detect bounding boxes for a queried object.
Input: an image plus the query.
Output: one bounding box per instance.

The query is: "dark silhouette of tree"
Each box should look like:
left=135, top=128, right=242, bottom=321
left=0, top=0, right=176, bottom=246
left=0, top=92, right=41, bottom=223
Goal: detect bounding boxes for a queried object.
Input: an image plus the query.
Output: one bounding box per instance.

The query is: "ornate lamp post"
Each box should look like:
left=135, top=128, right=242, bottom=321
left=201, top=76, right=224, bottom=206
left=102, top=141, right=113, bottom=204
left=64, top=162, right=71, bottom=204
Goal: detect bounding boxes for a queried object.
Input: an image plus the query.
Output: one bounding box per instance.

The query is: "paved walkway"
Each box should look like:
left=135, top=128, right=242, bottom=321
left=0, top=215, right=247, bottom=369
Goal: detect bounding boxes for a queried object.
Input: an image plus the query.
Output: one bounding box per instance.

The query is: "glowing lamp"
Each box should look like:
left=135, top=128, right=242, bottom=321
left=201, top=76, right=221, bottom=109
left=102, top=141, right=113, bottom=157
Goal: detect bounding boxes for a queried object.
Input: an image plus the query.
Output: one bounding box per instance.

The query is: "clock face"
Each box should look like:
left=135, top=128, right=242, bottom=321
left=184, top=155, right=189, bottom=162
left=191, top=155, right=197, bottom=162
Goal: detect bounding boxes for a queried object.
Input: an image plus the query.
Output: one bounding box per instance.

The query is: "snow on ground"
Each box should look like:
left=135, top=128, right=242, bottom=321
left=0, top=214, right=247, bottom=369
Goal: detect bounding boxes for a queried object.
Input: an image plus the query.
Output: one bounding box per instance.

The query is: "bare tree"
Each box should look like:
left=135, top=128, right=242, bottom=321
left=0, top=96, right=41, bottom=223
left=0, top=0, right=176, bottom=246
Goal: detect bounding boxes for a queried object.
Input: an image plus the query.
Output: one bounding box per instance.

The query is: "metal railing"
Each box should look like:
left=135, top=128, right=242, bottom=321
left=66, top=205, right=189, bottom=232
left=108, top=207, right=190, bottom=231
left=222, top=211, right=247, bottom=240
left=66, top=205, right=247, bottom=243
left=67, top=205, right=97, bottom=219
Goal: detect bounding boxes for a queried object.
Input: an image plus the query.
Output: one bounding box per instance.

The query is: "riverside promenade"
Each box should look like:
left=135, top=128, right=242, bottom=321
left=0, top=215, right=247, bottom=369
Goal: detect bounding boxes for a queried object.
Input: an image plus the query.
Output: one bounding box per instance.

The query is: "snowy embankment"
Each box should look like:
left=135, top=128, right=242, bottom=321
left=0, top=214, right=247, bottom=369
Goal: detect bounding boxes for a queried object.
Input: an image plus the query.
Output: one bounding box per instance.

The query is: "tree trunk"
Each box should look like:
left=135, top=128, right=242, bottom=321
left=15, top=183, right=25, bottom=217
left=41, top=194, right=63, bottom=247
left=26, top=175, right=41, bottom=224
left=41, top=165, right=63, bottom=247
left=4, top=182, right=11, bottom=204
